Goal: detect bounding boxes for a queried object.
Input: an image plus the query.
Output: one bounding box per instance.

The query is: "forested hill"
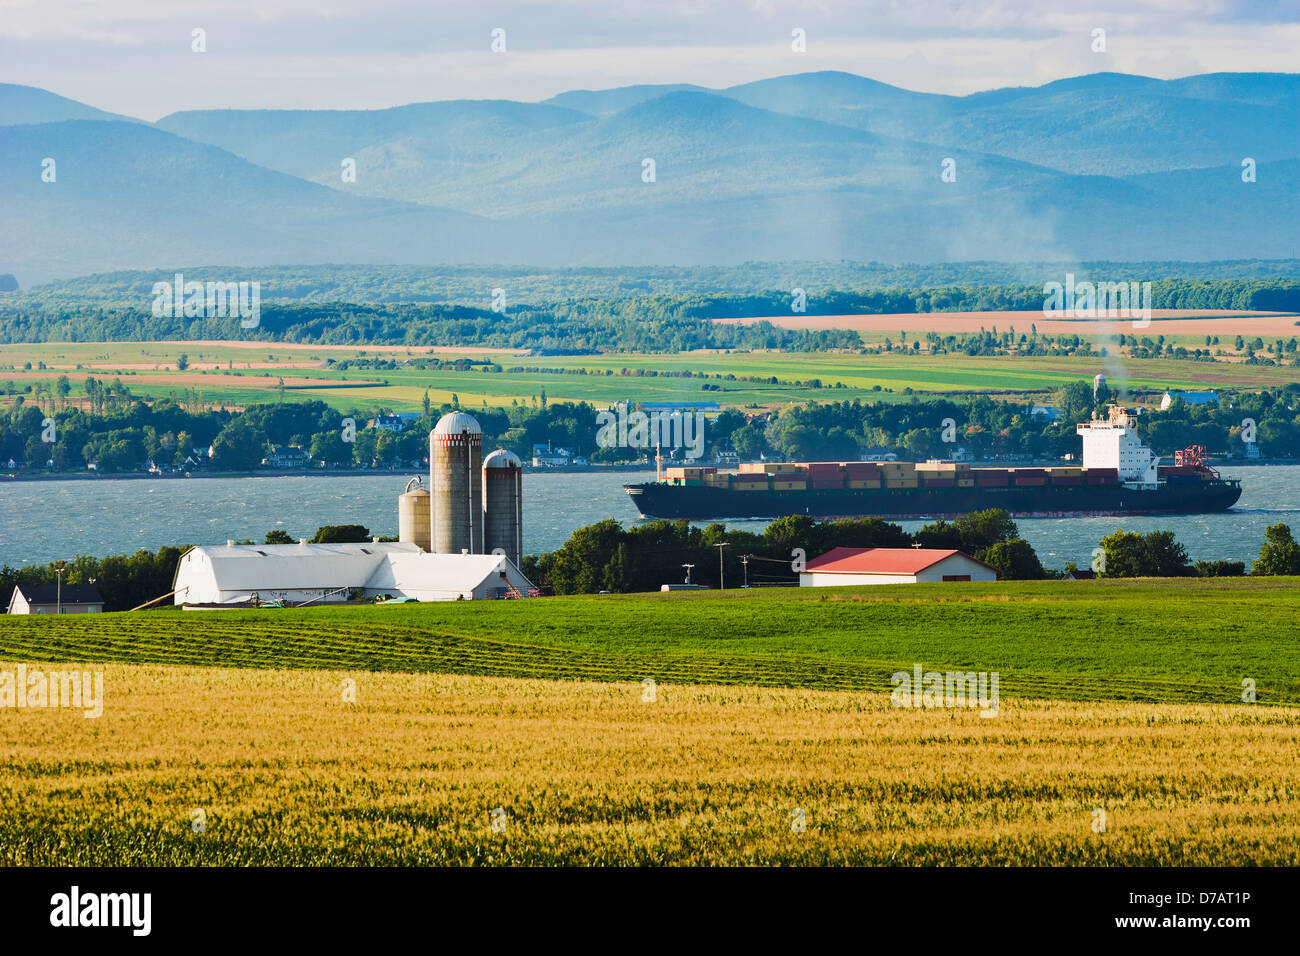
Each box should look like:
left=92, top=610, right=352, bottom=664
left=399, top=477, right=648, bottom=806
left=1, top=276, right=1298, bottom=352
left=9, top=260, right=1300, bottom=309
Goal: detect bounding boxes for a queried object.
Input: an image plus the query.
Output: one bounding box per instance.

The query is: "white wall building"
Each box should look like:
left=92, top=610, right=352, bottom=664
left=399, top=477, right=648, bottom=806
left=1076, top=406, right=1160, bottom=484
left=172, top=541, right=536, bottom=606
left=799, top=548, right=998, bottom=587
left=7, top=583, right=105, bottom=615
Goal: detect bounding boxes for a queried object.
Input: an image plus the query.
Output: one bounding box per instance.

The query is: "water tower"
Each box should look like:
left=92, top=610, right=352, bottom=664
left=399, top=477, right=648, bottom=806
left=431, top=411, right=483, bottom=554
left=483, top=449, right=523, bottom=566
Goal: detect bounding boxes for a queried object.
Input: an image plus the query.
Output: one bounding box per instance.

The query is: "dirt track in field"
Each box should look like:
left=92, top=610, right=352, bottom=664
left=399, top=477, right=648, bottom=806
left=716, top=310, right=1300, bottom=337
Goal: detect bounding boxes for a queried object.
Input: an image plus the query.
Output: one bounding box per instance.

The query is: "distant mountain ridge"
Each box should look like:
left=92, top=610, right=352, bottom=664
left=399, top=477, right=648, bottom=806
left=1, top=71, right=1297, bottom=283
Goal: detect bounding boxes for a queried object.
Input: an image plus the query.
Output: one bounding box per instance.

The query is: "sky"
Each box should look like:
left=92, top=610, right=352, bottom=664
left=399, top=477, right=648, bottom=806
left=2, top=0, right=1298, bottom=119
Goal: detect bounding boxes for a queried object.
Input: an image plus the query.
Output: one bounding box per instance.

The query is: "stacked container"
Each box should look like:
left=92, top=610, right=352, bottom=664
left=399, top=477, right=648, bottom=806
left=842, top=461, right=882, bottom=489
left=732, top=473, right=770, bottom=492
left=1012, top=467, right=1046, bottom=487
left=806, top=462, right=844, bottom=490
left=974, top=468, right=1010, bottom=487
left=881, top=461, right=918, bottom=488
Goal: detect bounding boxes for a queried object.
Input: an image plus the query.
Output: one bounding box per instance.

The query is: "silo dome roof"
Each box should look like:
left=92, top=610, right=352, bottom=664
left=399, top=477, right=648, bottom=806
left=483, top=449, right=522, bottom=468
left=433, top=411, right=482, bottom=436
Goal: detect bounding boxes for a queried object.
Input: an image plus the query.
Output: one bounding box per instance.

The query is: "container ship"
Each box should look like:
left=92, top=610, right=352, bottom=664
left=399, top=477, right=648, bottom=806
left=624, top=406, right=1242, bottom=521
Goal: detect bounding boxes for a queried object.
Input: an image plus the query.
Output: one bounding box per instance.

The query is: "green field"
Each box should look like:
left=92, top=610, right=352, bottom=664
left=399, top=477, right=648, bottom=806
left=5, top=578, right=1298, bottom=866
left=3, top=341, right=1294, bottom=411
left=3, top=578, right=1297, bottom=705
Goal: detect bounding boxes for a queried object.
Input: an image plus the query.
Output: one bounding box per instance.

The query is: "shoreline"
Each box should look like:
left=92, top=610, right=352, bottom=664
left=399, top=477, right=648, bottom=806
left=1, top=460, right=1288, bottom=482
left=0, top=465, right=660, bottom=482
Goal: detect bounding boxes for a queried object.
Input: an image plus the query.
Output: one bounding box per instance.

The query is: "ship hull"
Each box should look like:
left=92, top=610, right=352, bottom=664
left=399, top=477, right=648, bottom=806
left=623, top=480, right=1242, bottom=521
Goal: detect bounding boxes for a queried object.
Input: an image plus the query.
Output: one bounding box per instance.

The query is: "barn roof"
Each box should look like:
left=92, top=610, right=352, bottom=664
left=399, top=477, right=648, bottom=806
left=367, top=552, right=531, bottom=596
left=172, top=542, right=534, bottom=600
left=11, top=583, right=104, bottom=605
left=173, top=542, right=420, bottom=592
left=803, top=547, right=993, bottom=575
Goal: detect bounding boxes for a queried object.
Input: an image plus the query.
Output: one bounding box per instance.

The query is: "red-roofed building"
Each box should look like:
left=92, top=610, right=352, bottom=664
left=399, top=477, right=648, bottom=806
left=799, top=547, right=998, bottom=587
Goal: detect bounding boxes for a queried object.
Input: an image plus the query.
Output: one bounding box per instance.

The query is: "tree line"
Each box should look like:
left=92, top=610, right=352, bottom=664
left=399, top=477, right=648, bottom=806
left=6, top=379, right=1299, bottom=474
left=6, top=517, right=1298, bottom=611
left=522, top=515, right=1300, bottom=594
left=4, top=277, right=1298, bottom=352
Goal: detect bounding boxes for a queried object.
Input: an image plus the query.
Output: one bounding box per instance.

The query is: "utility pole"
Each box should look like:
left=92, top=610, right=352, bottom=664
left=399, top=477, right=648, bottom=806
left=716, top=542, right=729, bottom=590
left=741, top=554, right=749, bottom=588
left=55, top=565, right=64, bottom=615
left=682, top=563, right=694, bottom=585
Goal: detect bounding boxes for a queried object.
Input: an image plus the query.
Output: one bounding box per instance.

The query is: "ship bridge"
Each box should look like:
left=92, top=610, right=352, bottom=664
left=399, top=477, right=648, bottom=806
left=1077, top=406, right=1159, bottom=486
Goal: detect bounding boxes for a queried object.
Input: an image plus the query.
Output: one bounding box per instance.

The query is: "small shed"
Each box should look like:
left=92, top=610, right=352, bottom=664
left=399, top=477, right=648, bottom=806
left=7, top=583, right=105, bottom=615
left=799, top=548, right=998, bottom=587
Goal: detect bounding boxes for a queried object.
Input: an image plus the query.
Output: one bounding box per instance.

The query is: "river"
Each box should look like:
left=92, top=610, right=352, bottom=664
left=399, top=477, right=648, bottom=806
left=1, top=465, right=1297, bottom=571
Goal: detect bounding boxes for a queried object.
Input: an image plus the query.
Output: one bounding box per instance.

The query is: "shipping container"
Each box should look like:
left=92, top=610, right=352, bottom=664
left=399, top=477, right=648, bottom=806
left=739, top=462, right=799, bottom=474
left=846, top=479, right=882, bottom=489
left=772, top=480, right=807, bottom=491
left=1013, top=477, right=1046, bottom=486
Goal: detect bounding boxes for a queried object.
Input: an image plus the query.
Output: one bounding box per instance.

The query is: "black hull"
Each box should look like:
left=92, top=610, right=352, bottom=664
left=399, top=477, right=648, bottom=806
left=623, top=480, right=1242, bottom=520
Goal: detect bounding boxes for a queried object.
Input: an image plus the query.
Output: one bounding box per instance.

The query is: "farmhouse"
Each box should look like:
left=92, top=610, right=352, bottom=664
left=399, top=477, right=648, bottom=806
left=7, top=582, right=105, bottom=615
left=172, top=541, right=536, bottom=605
left=799, top=548, right=998, bottom=587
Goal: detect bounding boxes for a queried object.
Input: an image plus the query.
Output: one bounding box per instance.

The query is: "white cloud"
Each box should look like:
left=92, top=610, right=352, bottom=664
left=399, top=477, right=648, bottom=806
left=1, top=1, right=1295, bottom=117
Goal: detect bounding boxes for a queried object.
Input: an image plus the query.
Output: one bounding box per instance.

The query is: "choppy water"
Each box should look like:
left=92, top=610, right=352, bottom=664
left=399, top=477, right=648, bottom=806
left=1, top=465, right=1297, bottom=571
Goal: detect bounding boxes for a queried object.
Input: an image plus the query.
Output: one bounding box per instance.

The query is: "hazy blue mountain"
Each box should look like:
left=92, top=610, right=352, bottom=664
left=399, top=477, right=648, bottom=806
left=1162, top=72, right=1300, bottom=107
left=718, top=71, right=1300, bottom=174
left=0, top=121, right=517, bottom=283
left=156, top=100, right=590, bottom=204
left=542, top=84, right=709, bottom=116
left=2, top=71, right=1297, bottom=280
left=0, top=83, right=142, bottom=126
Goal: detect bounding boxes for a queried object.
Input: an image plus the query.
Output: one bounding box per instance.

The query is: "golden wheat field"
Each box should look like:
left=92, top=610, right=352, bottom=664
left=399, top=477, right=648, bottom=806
left=2, top=661, right=1298, bottom=866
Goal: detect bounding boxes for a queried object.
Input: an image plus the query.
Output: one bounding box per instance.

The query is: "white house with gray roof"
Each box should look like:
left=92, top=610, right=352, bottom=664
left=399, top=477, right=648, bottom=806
left=172, top=541, right=535, bottom=606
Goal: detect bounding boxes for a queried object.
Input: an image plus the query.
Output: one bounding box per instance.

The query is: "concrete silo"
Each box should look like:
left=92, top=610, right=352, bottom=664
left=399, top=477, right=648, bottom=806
left=398, top=476, right=432, bottom=552
left=483, top=449, right=523, bottom=566
left=431, top=411, right=483, bottom=554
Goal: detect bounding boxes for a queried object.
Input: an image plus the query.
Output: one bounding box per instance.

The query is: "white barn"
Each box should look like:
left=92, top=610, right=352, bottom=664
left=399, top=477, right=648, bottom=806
left=799, top=547, right=998, bottom=587
left=173, top=541, right=536, bottom=606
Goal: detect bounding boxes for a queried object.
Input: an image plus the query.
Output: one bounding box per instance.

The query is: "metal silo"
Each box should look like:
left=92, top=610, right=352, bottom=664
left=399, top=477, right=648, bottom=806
left=431, top=411, right=483, bottom=554
left=483, top=449, right=523, bottom=566
left=398, top=476, right=432, bottom=552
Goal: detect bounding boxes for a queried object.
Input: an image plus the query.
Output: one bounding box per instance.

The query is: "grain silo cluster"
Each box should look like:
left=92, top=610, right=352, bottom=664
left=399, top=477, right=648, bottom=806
left=171, top=410, right=534, bottom=607
left=399, top=411, right=524, bottom=563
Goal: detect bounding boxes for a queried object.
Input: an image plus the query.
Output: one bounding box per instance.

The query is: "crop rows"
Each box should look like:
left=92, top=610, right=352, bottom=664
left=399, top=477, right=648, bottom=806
left=3, top=665, right=1298, bottom=866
